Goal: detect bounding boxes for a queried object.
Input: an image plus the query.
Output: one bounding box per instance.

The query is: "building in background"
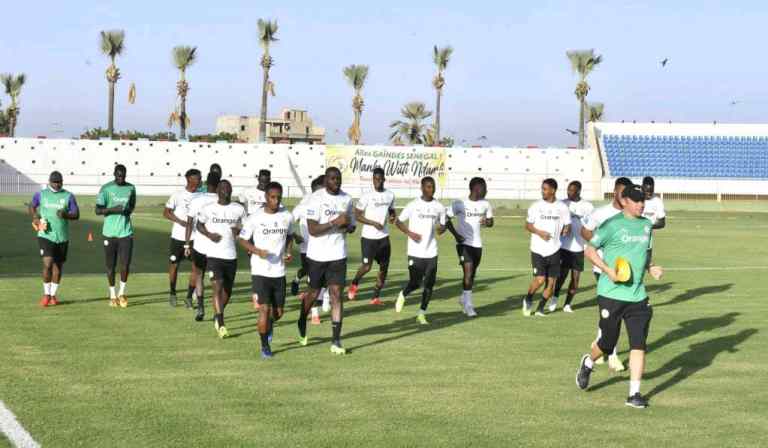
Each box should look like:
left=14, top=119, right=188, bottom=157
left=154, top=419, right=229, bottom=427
left=216, top=108, right=325, bottom=144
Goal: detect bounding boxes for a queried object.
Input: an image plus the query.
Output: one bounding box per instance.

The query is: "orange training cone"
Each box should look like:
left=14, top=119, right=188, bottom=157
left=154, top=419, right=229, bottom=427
left=87, top=230, right=94, bottom=242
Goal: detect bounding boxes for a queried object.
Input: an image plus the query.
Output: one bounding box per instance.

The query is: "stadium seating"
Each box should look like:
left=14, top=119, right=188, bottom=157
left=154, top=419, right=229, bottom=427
left=601, top=134, right=768, bottom=179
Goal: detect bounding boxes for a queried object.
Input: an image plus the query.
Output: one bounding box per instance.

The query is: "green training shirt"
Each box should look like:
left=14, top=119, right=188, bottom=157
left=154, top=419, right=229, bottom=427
left=96, top=181, right=136, bottom=238
left=590, top=213, right=652, bottom=302
left=32, top=187, right=79, bottom=243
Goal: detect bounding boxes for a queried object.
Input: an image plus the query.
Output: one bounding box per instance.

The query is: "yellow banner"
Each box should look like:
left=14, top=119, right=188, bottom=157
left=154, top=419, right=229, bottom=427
left=325, top=145, right=447, bottom=188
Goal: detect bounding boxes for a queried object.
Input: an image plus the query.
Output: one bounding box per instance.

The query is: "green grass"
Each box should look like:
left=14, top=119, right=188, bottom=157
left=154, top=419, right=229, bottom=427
left=0, top=194, right=765, bottom=447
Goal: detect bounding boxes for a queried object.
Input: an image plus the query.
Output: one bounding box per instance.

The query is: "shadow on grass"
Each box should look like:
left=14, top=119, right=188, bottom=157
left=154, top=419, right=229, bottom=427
left=654, top=283, right=733, bottom=308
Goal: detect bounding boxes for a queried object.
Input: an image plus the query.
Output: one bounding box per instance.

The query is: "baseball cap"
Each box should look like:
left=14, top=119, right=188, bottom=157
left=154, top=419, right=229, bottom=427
left=622, top=184, right=645, bottom=202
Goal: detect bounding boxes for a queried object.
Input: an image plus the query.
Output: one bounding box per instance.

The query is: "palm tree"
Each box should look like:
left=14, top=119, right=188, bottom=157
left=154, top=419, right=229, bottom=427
left=170, top=46, right=198, bottom=139
left=100, top=30, right=126, bottom=139
left=432, top=45, right=453, bottom=144
left=1, top=73, right=26, bottom=137
left=0, top=98, right=7, bottom=135
left=389, top=102, right=432, bottom=144
left=566, top=49, right=602, bottom=148
left=343, top=64, right=369, bottom=145
left=257, top=19, right=278, bottom=143
left=588, top=102, right=605, bottom=122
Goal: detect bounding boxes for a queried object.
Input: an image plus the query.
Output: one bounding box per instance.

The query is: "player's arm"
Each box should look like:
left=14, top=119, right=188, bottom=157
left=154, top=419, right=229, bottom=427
left=125, top=188, right=137, bottom=215
left=444, top=219, right=464, bottom=243
left=395, top=218, right=421, bottom=242
left=196, top=221, right=221, bottom=243
left=483, top=217, right=494, bottom=228
left=388, top=206, right=397, bottom=224
left=284, top=231, right=294, bottom=262
left=163, top=207, right=187, bottom=226
left=94, top=189, right=124, bottom=216
left=354, top=206, right=383, bottom=229
left=28, top=193, right=42, bottom=229
left=653, top=217, right=666, bottom=230
left=436, top=208, right=447, bottom=235
left=237, top=236, right=267, bottom=258
left=561, top=224, right=572, bottom=237
left=184, top=215, right=195, bottom=244
left=57, top=195, right=80, bottom=220
left=525, top=222, right=551, bottom=241
left=584, top=244, right=618, bottom=282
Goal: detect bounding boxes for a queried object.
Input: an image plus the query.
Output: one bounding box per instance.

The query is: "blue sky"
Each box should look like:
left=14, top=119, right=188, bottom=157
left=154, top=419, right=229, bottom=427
left=2, top=0, right=766, bottom=146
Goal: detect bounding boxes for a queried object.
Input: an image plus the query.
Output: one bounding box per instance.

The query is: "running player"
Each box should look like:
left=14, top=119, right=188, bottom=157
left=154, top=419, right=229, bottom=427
left=523, top=178, right=570, bottom=317
left=581, top=176, right=632, bottom=371
left=196, top=180, right=246, bottom=339
left=29, top=171, right=80, bottom=307
left=348, top=167, right=396, bottom=305
left=551, top=180, right=593, bottom=313
left=185, top=172, right=221, bottom=321
left=445, top=177, right=493, bottom=317
left=238, top=182, right=293, bottom=359
left=641, top=176, right=666, bottom=263
left=297, top=167, right=356, bottom=354
left=576, top=184, right=664, bottom=408
left=239, top=169, right=271, bottom=215
left=164, top=168, right=202, bottom=307
left=95, top=164, right=136, bottom=308
left=394, top=176, right=447, bottom=324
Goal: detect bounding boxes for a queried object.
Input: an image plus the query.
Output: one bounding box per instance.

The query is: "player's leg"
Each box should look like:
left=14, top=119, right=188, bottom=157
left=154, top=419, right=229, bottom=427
left=370, top=239, right=390, bottom=305
left=168, top=239, right=181, bottom=307
left=40, top=256, right=54, bottom=307
left=464, top=248, right=482, bottom=316
left=116, top=237, right=133, bottom=307
left=298, top=260, right=323, bottom=344
left=622, top=299, right=653, bottom=408
left=535, top=253, right=560, bottom=315
left=49, top=251, right=64, bottom=305
left=191, top=250, right=206, bottom=321
left=552, top=251, right=570, bottom=311
left=291, top=253, right=308, bottom=296
left=211, top=276, right=226, bottom=336
left=253, top=276, right=273, bottom=357
left=328, top=260, right=347, bottom=353
left=396, top=257, right=424, bottom=313
left=525, top=253, right=547, bottom=316
left=104, top=238, right=119, bottom=306
left=576, top=296, right=623, bottom=390
left=416, top=257, right=438, bottom=324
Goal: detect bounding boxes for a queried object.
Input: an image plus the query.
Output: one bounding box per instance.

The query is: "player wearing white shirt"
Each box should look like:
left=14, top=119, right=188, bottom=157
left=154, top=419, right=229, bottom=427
left=348, top=168, right=396, bottom=305
left=445, top=177, right=494, bottom=317
left=394, top=177, right=447, bottom=324
left=641, top=176, right=666, bottom=264
left=196, top=180, right=246, bottom=339
left=580, top=176, right=632, bottom=372
left=523, top=179, right=571, bottom=317
left=185, top=173, right=221, bottom=322
left=297, top=167, right=356, bottom=355
left=551, top=181, right=594, bottom=313
left=238, top=169, right=271, bottom=215
left=238, top=182, right=294, bottom=359
left=163, top=169, right=201, bottom=308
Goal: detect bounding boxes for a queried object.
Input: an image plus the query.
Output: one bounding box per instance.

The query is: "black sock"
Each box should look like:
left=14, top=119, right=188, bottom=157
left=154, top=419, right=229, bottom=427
left=352, top=278, right=360, bottom=286
left=298, top=307, right=308, bottom=337
left=420, top=289, right=432, bottom=311
left=373, top=286, right=382, bottom=298
left=525, top=293, right=533, bottom=302
left=186, top=287, right=194, bottom=300
left=196, top=295, right=204, bottom=309
left=215, top=313, right=224, bottom=327
left=565, top=292, right=575, bottom=306
left=331, top=321, right=342, bottom=345
left=536, top=299, right=547, bottom=312
left=170, top=283, right=176, bottom=295
left=259, top=332, right=270, bottom=350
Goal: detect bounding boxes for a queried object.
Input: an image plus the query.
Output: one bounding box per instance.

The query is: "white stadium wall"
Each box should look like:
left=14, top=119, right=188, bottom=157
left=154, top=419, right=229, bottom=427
left=0, top=138, right=602, bottom=201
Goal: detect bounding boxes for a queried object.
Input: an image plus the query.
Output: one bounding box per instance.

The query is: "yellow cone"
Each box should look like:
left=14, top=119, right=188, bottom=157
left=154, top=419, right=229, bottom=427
left=615, top=257, right=631, bottom=282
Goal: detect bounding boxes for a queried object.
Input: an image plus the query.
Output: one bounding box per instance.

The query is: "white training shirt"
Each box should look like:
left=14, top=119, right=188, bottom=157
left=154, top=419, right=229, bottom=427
left=526, top=199, right=571, bottom=257
left=197, top=202, right=246, bottom=260
left=239, top=208, right=293, bottom=278
left=582, top=203, right=622, bottom=273
left=305, top=189, right=355, bottom=262
left=642, top=196, right=666, bottom=225
left=446, top=199, right=493, bottom=248
left=399, top=198, right=447, bottom=258
left=187, top=193, right=218, bottom=253
left=560, top=198, right=595, bottom=252
left=239, top=187, right=266, bottom=215
left=165, top=189, right=200, bottom=241
left=356, top=189, right=396, bottom=240
left=291, top=194, right=312, bottom=254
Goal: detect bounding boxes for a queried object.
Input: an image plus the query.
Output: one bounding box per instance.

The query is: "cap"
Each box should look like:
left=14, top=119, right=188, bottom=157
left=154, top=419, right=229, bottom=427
left=622, top=184, right=645, bottom=202
left=49, top=171, right=63, bottom=182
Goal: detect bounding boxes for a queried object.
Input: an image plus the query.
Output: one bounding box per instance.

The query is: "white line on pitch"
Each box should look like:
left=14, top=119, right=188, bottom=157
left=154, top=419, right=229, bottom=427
left=0, top=401, right=40, bottom=448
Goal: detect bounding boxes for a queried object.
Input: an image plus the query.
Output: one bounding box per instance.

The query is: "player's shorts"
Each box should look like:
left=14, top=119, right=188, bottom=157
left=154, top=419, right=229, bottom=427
left=308, top=257, right=347, bottom=289
left=168, top=238, right=190, bottom=264
left=207, top=257, right=237, bottom=296
left=361, top=237, right=391, bottom=266
left=252, top=275, right=286, bottom=308
left=104, top=236, right=134, bottom=268
left=38, top=237, right=68, bottom=263
left=596, top=296, right=653, bottom=353
left=191, top=248, right=207, bottom=271
left=531, top=251, right=560, bottom=278
left=300, top=253, right=309, bottom=272
left=407, top=256, right=438, bottom=290
left=456, top=244, right=482, bottom=267
left=559, top=249, right=584, bottom=272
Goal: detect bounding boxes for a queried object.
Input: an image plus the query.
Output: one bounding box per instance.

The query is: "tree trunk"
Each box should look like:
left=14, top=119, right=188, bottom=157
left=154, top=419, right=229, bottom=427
left=108, top=81, right=115, bottom=139
left=578, top=97, right=586, bottom=149
left=259, top=67, right=269, bottom=143
left=180, top=94, right=187, bottom=140
left=435, top=88, right=442, bottom=144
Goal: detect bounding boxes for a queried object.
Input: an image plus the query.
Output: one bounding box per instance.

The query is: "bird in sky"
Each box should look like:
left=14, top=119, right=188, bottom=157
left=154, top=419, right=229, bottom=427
left=565, top=129, right=578, bottom=135
left=729, top=100, right=739, bottom=106
left=660, top=58, right=669, bottom=67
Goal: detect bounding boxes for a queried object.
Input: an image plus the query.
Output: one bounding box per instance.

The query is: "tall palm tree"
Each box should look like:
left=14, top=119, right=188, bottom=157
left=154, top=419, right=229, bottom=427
left=100, top=30, right=126, bottom=139
left=566, top=49, right=602, bottom=148
left=1, top=73, right=26, bottom=138
left=389, top=102, right=432, bottom=144
left=170, top=46, right=197, bottom=139
left=432, top=45, right=453, bottom=144
left=257, top=19, right=278, bottom=143
left=343, top=64, right=369, bottom=145
left=588, top=102, right=605, bottom=122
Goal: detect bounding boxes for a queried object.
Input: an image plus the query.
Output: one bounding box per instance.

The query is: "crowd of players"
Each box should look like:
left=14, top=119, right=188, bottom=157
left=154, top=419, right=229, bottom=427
left=28, top=162, right=667, bottom=408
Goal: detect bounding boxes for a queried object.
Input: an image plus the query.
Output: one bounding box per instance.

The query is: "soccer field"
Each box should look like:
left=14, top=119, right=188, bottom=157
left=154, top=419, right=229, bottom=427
left=0, top=195, right=765, bottom=447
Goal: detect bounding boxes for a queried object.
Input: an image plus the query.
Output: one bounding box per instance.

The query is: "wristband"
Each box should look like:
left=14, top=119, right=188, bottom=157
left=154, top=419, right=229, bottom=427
left=183, top=244, right=190, bottom=249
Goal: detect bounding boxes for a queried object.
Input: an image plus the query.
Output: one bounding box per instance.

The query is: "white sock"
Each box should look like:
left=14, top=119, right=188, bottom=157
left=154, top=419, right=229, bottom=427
left=44, top=283, right=52, bottom=295
left=321, top=288, right=328, bottom=301
left=119, top=281, right=127, bottom=296
left=109, top=286, right=117, bottom=299
left=311, top=307, right=319, bottom=317
left=611, top=347, right=619, bottom=357
left=585, top=357, right=595, bottom=369
left=629, top=380, right=641, bottom=396
left=50, top=283, right=59, bottom=296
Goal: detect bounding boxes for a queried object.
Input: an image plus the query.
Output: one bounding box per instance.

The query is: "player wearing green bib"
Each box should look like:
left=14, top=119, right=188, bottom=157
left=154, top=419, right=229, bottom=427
left=575, top=184, right=664, bottom=409
left=28, top=171, right=80, bottom=307
left=95, top=164, right=137, bottom=308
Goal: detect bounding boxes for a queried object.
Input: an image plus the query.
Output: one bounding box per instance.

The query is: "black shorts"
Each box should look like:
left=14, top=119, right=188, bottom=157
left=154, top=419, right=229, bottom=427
left=308, top=258, right=347, bottom=289
left=104, top=236, right=134, bottom=269
left=300, top=253, right=309, bottom=272
left=361, top=237, right=391, bottom=266
left=38, top=237, right=69, bottom=263
left=456, top=244, right=482, bottom=267
left=596, top=296, right=653, bottom=353
left=168, top=238, right=190, bottom=264
left=559, top=249, right=584, bottom=272
left=252, top=275, right=286, bottom=308
left=407, top=256, right=438, bottom=290
left=207, top=257, right=237, bottom=295
left=192, top=248, right=207, bottom=271
left=531, top=251, right=560, bottom=278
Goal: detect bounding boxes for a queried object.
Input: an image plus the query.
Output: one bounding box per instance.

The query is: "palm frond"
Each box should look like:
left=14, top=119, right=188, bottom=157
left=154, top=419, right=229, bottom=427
left=433, top=45, right=454, bottom=71
left=401, top=102, right=432, bottom=121
left=172, top=46, right=198, bottom=70
left=1, top=73, right=26, bottom=97
left=588, top=102, right=605, bottom=122
left=257, top=19, right=279, bottom=49
left=566, top=49, right=603, bottom=77
left=100, top=30, right=126, bottom=58
left=343, top=64, right=369, bottom=91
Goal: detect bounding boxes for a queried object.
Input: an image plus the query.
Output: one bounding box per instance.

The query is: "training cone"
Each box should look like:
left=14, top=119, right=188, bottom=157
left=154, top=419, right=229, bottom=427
left=615, top=257, right=631, bottom=282
left=87, top=230, right=94, bottom=242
